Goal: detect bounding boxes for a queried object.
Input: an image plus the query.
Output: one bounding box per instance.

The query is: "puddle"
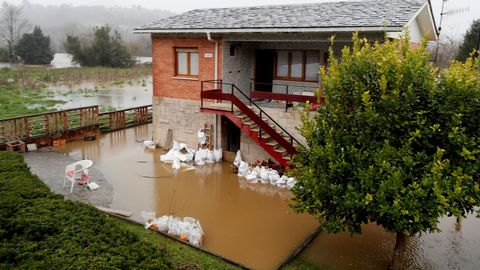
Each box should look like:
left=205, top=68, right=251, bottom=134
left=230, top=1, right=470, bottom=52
left=55, top=124, right=319, bottom=270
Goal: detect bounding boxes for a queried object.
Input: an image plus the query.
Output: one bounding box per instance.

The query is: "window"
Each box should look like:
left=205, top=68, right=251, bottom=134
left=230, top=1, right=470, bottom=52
left=175, top=48, right=198, bottom=77
left=275, top=50, right=321, bottom=82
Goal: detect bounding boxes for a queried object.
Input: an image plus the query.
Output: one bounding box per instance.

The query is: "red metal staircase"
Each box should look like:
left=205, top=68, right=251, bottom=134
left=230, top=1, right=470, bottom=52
left=200, top=80, right=302, bottom=167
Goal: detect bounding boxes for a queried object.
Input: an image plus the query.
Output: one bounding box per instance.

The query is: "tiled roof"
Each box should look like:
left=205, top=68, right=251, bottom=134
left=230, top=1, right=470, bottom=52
left=136, top=0, right=425, bottom=32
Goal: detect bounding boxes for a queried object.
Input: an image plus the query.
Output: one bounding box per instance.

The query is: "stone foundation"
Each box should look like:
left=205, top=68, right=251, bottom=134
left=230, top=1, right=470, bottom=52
left=152, top=97, right=215, bottom=148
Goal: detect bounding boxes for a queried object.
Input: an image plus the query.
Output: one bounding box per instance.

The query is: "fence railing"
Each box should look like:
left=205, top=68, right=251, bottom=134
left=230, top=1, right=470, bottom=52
left=99, top=105, right=152, bottom=132
left=0, top=105, right=152, bottom=146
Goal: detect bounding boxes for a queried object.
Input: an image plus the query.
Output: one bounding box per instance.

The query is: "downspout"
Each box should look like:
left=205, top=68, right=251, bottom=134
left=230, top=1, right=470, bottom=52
left=206, top=32, right=219, bottom=148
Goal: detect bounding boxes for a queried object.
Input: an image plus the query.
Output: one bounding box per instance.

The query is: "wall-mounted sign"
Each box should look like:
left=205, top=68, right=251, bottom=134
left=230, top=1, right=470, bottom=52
left=204, top=53, right=213, bottom=58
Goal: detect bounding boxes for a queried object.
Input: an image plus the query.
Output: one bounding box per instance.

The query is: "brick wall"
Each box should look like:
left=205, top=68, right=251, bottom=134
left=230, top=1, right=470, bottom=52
left=152, top=36, right=223, bottom=100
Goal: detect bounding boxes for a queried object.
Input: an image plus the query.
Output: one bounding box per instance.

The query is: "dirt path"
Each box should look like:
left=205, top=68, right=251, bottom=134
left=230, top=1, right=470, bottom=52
left=23, top=150, right=113, bottom=207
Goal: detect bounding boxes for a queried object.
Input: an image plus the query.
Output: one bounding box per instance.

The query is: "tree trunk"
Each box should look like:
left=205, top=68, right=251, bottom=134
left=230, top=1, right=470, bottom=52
left=391, top=232, right=407, bottom=270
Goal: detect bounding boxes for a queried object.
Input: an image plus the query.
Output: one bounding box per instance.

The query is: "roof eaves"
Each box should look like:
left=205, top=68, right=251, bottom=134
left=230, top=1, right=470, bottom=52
left=133, top=26, right=405, bottom=34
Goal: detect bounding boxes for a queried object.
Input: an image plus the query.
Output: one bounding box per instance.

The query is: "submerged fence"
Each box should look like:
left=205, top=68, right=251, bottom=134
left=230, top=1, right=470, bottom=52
left=0, top=105, right=152, bottom=146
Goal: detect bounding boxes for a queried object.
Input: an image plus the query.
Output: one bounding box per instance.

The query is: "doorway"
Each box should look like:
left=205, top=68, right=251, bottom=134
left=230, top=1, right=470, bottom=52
left=254, top=50, right=275, bottom=92
left=221, top=116, right=241, bottom=152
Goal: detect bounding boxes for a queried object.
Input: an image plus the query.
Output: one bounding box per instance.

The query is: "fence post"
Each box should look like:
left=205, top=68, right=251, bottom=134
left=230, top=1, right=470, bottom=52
left=259, top=111, right=262, bottom=139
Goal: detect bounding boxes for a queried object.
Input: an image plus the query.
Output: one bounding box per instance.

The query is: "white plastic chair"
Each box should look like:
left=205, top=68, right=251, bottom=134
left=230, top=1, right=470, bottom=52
left=64, top=160, right=93, bottom=193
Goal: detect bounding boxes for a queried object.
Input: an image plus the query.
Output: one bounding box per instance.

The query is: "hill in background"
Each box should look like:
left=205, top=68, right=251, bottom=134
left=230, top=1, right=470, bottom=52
left=21, top=1, right=175, bottom=56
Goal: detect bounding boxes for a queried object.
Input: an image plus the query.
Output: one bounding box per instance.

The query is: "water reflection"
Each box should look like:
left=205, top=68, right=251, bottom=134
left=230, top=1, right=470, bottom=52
left=300, top=213, right=480, bottom=270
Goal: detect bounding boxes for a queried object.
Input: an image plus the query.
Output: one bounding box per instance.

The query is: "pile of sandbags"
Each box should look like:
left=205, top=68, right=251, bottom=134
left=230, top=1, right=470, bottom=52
left=141, top=211, right=204, bottom=247
left=194, top=148, right=222, bottom=166
left=160, top=140, right=196, bottom=169
left=233, top=150, right=297, bottom=189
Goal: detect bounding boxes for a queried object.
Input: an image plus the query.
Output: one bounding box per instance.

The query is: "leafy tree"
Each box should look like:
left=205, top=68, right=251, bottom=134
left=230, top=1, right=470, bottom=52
left=290, top=34, right=480, bottom=270
left=14, top=26, right=53, bottom=64
left=64, top=25, right=134, bottom=68
left=0, top=2, right=29, bottom=63
left=457, top=19, right=480, bottom=61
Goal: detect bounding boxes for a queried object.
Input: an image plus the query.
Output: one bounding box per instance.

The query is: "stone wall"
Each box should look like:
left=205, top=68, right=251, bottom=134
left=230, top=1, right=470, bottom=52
left=152, top=96, right=217, bottom=148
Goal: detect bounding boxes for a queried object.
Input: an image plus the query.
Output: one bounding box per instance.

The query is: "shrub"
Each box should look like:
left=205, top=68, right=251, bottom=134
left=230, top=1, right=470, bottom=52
left=0, top=151, right=172, bottom=269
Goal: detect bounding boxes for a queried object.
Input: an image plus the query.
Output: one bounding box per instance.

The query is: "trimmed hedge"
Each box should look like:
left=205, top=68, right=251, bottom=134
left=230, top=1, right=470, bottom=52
left=0, top=152, right=172, bottom=269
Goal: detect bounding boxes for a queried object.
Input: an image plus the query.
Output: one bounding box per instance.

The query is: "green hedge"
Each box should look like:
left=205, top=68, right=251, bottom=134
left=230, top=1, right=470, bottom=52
left=0, top=151, right=172, bottom=269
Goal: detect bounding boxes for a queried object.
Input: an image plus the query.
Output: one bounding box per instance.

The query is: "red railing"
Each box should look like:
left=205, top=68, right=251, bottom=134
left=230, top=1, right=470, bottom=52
left=250, top=80, right=325, bottom=112
left=201, top=80, right=301, bottom=160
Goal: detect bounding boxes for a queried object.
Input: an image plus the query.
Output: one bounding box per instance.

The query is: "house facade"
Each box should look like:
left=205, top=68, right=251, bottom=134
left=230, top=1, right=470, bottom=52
left=135, top=0, right=437, bottom=166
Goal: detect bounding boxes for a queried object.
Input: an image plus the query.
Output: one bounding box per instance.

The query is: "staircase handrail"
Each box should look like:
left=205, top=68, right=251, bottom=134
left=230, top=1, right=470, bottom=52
left=201, top=80, right=303, bottom=148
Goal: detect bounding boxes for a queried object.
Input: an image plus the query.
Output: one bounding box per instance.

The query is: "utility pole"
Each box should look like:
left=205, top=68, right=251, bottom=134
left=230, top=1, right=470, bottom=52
left=434, top=0, right=447, bottom=64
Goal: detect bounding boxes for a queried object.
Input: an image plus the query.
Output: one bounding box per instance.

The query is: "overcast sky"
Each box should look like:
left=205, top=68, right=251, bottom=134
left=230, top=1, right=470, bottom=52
left=14, top=0, right=480, bottom=40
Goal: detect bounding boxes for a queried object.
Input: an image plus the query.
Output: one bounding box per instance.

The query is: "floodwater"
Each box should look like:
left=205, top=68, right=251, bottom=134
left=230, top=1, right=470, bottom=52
left=55, top=124, right=319, bottom=270
left=0, top=53, right=152, bottom=69
left=48, top=79, right=153, bottom=110
left=297, top=211, right=480, bottom=269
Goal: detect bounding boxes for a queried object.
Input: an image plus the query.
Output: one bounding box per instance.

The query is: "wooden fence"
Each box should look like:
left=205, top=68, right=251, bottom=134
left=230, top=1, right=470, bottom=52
left=0, top=105, right=152, bottom=147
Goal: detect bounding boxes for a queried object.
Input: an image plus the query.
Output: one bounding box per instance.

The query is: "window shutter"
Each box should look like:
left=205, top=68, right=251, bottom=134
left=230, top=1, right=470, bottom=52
left=276, top=51, right=289, bottom=77
left=305, top=51, right=320, bottom=81
left=290, top=51, right=303, bottom=78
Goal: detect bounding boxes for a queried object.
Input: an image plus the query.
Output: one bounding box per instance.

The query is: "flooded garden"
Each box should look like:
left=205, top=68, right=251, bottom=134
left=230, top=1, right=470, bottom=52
left=47, top=124, right=480, bottom=270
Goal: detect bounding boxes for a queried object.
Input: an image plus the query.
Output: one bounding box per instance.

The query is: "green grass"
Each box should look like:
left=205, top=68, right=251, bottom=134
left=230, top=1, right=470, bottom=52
left=114, top=218, right=242, bottom=270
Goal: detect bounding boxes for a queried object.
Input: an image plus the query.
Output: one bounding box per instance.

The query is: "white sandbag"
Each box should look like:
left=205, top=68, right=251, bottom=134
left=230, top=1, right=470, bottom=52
left=238, top=161, right=249, bottom=177
left=172, top=140, right=181, bottom=151
left=172, top=158, right=181, bottom=170
left=189, top=230, right=203, bottom=247
left=245, top=170, right=258, bottom=181
left=233, top=150, right=242, bottom=167
left=287, top=177, right=297, bottom=189
left=167, top=217, right=182, bottom=237
left=156, top=215, right=171, bottom=232
left=180, top=222, right=193, bottom=240
left=183, top=217, right=197, bottom=225
left=197, top=129, right=206, bottom=145
left=143, top=140, right=157, bottom=149
left=269, top=172, right=280, bottom=185
left=213, top=148, right=223, bottom=162
left=141, top=211, right=156, bottom=224
left=206, top=150, right=215, bottom=163
left=259, top=167, right=269, bottom=182
left=195, top=149, right=207, bottom=165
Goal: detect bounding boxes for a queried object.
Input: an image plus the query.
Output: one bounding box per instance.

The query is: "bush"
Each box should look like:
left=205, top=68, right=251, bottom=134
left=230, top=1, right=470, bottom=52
left=14, top=26, right=54, bottom=65
left=0, top=152, right=172, bottom=269
left=290, top=34, right=480, bottom=269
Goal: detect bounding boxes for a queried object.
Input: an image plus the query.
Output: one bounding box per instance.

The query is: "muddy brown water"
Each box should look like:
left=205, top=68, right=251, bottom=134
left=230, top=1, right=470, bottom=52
left=301, top=213, right=480, bottom=270
left=55, top=124, right=319, bottom=270
left=55, top=125, right=480, bottom=270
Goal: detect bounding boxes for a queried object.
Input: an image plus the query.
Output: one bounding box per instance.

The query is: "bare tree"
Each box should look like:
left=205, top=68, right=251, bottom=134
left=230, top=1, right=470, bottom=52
left=0, top=2, right=29, bottom=63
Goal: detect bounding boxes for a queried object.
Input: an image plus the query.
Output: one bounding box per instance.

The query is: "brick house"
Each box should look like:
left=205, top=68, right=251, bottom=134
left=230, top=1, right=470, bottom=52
left=135, top=0, right=437, bottom=166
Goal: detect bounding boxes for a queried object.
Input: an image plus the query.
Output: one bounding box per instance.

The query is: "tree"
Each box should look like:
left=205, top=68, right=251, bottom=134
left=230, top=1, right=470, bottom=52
left=290, top=34, right=480, bottom=270
left=0, top=2, right=29, bottom=62
left=457, top=19, right=480, bottom=61
left=14, top=26, right=53, bottom=64
left=64, top=25, right=134, bottom=68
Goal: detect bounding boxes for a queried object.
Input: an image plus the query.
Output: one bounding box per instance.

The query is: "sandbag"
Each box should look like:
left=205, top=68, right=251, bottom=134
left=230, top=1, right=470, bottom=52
left=167, top=217, right=182, bottom=237
left=287, top=177, right=297, bottom=189
left=172, top=140, right=181, bottom=151
left=245, top=169, right=258, bottom=181
left=197, top=129, right=206, bottom=145
left=268, top=170, right=280, bottom=185
left=259, top=167, right=269, bottom=182
left=156, top=215, right=171, bottom=232
left=172, top=158, right=181, bottom=170
left=195, top=149, right=207, bottom=165
left=141, top=211, right=156, bottom=224
left=179, top=221, right=192, bottom=240
left=206, top=150, right=215, bottom=163
left=183, top=217, right=197, bottom=224
left=238, top=161, right=249, bottom=177
left=233, top=150, right=242, bottom=167
left=213, top=148, right=223, bottom=162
